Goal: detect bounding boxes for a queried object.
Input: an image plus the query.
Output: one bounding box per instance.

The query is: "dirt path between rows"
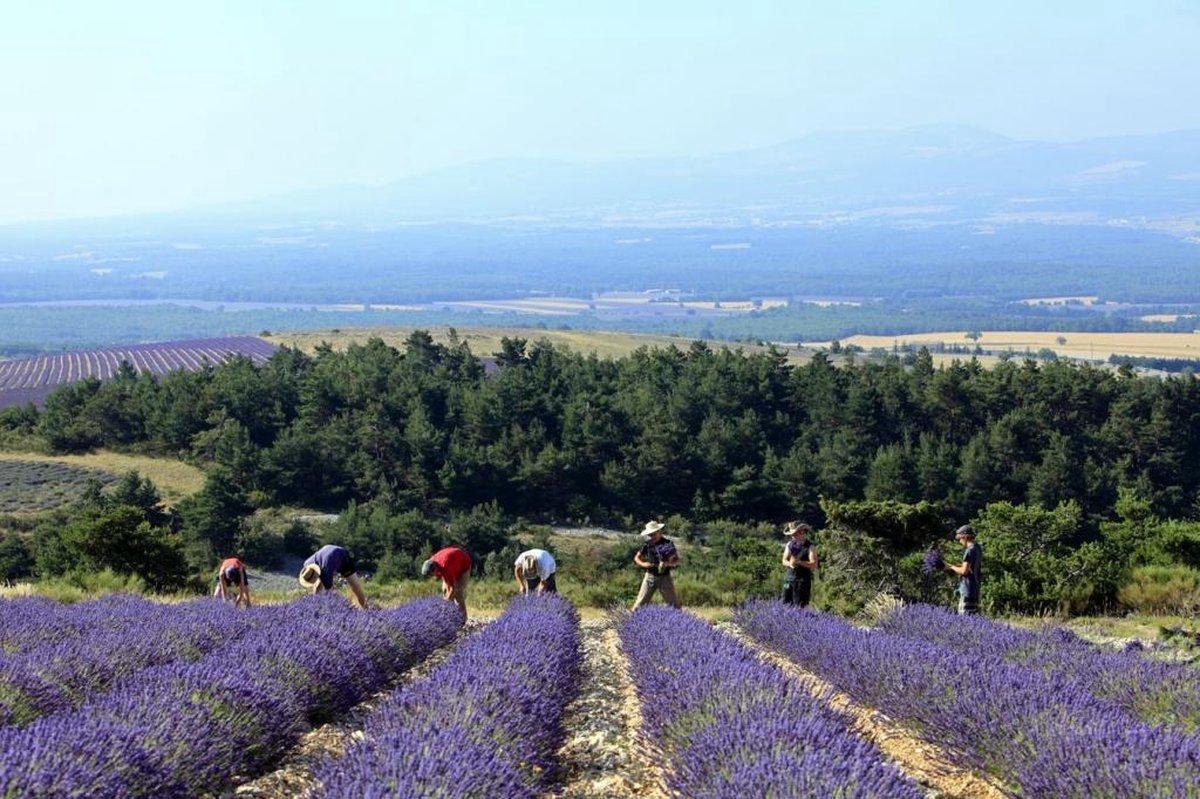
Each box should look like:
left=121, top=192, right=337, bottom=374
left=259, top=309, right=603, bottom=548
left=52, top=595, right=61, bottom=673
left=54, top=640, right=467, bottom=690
left=721, top=622, right=1011, bottom=799
left=227, top=620, right=484, bottom=799
left=547, top=619, right=668, bottom=799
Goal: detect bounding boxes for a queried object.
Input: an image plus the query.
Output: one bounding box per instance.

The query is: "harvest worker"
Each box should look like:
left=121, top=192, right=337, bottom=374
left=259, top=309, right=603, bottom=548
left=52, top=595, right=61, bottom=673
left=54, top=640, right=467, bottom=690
left=298, top=544, right=369, bottom=608
left=943, top=525, right=983, bottom=615
left=632, top=520, right=681, bottom=610
left=213, top=556, right=252, bottom=607
left=421, top=546, right=473, bottom=621
left=514, top=548, right=557, bottom=595
left=781, top=521, right=817, bottom=607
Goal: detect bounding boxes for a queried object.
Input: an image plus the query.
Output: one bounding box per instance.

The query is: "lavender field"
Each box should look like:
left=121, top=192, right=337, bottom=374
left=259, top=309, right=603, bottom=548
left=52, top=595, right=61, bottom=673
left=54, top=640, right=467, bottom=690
left=1, top=594, right=1197, bottom=798
left=0, top=336, right=277, bottom=409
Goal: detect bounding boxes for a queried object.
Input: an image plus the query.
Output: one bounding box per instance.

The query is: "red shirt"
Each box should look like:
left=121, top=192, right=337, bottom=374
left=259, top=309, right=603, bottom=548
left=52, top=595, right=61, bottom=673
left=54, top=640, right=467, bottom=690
left=430, top=547, right=472, bottom=584
left=220, top=558, right=244, bottom=573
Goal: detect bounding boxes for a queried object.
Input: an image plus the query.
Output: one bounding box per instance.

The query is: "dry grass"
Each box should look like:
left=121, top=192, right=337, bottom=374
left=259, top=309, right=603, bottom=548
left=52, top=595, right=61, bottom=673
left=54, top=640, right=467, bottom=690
left=834, top=330, right=1200, bottom=362
left=266, top=325, right=809, bottom=362
left=0, top=450, right=204, bottom=503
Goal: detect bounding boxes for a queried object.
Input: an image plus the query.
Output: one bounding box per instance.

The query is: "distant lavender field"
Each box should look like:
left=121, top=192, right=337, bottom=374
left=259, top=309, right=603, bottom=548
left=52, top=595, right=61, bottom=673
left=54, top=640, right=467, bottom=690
left=0, top=336, right=276, bottom=409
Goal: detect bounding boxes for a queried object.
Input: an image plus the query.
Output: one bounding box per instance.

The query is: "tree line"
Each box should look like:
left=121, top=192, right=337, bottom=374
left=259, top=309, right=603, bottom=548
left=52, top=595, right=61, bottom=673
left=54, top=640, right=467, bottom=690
left=3, top=331, right=1200, bottom=613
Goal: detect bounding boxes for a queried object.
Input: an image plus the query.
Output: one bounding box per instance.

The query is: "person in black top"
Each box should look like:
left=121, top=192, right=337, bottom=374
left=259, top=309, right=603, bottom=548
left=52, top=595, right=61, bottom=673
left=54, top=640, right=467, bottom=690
left=632, top=520, right=681, bottom=610
left=781, top=521, right=817, bottom=607
left=943, top=525, right=983, bottom=614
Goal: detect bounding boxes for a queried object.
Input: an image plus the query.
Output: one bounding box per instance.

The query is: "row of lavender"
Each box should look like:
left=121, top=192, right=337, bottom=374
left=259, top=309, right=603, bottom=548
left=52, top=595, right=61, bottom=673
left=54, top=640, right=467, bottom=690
left=620, top=606, right=922, bottom=798
left=0, top=595, right=261, bottom=726
left=878, top=603, right=1200, bottom=733
left=316, top=594, right=583, bottom=797
left=738, top=601, right=1200, bottom=797
left=0, top=595, right=462, bottom=798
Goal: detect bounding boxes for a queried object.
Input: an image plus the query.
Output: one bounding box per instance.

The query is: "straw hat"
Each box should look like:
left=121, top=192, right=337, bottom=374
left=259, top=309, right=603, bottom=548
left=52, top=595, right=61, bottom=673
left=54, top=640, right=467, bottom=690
left=298, top=563, right=322, bottom=589
left=640, top=520, right=665, bottom=538
left=784, top=521, right=812, bottom=537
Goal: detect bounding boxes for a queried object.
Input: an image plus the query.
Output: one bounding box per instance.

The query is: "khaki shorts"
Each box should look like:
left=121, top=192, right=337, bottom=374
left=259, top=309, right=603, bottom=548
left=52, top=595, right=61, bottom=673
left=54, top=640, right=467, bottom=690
left=633, top=571, right=680, bottom=609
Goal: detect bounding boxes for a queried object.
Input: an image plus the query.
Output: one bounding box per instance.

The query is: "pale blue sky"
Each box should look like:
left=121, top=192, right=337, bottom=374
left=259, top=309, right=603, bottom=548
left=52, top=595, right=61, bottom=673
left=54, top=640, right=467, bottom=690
left=2, top=0, right=1198, bottom=223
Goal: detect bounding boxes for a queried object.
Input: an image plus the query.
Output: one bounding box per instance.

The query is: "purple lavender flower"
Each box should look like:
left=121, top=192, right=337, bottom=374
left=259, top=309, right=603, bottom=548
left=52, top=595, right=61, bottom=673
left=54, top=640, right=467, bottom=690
left=622, top=606, right=922, bottom=799
left=319, top=594, right=582, bottom=798
left=922, top=548, right=945, bottom=575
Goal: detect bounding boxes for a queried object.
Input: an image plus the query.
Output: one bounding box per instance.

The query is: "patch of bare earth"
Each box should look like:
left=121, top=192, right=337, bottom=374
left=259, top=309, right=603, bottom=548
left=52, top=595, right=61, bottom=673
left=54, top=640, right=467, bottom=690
left=227, top=620, right=485, bottom=799
left=546, top=619, right=668, bottom=799
left=721, top=623, right=1012, bottom=799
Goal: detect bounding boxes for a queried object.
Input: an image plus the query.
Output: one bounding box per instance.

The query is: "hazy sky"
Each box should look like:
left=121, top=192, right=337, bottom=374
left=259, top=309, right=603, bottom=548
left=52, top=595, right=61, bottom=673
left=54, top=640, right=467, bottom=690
left=2, top=0, right=1198, bottom=223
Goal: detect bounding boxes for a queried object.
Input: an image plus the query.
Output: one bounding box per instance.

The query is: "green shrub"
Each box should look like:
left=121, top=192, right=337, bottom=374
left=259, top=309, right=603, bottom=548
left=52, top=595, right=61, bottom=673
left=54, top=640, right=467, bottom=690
left=1118, top=565, right=1200, bottom=615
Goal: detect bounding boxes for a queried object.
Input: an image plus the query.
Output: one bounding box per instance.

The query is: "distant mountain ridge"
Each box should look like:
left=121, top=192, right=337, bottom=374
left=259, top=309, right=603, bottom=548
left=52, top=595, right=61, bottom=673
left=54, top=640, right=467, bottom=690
left=249, top=125, right=1200, bottom=231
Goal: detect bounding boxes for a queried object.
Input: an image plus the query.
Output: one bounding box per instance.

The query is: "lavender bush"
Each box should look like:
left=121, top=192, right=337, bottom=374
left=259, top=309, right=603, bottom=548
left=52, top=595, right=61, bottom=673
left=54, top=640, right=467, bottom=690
left=318, top=594, right=582, bottom=798
left=0, top=597, right=260, bottom=726
left=620, top=606, right=922, bottom=798
left=737, top=601, right=1200, bottom=797
left=878, top=603, right=1200, bottom=733
left=0, top=595, right=461, bottom=798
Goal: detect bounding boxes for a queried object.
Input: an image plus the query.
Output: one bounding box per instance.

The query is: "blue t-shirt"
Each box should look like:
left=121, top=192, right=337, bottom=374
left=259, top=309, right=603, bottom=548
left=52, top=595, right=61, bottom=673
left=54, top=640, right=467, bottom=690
left=304, top=545, right=354, bottom=590
left=784, top=539, right=813, bottom=582
left=959, top=542, right=982, bottom=600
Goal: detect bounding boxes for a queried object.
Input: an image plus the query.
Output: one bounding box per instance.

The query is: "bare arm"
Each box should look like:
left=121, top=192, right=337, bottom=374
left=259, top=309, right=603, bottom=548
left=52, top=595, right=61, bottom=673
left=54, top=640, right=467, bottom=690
left=239, top=583, right=252, bottom=608
left=214, top=580, right=224, bottom=599
left=514, top=566, right=526, bottom=593
left=634, top=552, right=651, bottom=569
left=799, top=549, right=818, bottom=572
left=345, top=574, right=369, bottom=609
left=782, top=550, right=793, bottom=567
left=945, top=560, right=969, bottom=577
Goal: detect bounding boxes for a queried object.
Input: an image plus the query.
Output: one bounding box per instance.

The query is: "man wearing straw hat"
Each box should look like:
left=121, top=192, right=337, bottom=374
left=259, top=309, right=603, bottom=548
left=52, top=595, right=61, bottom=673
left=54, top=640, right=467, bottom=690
left=632, top=520, right=681, bottom=610
left=781, top=521, right=817, bottom=607
left=421, top=545, right=473, bottom=621
left=298, top=544, right=369, bottom=608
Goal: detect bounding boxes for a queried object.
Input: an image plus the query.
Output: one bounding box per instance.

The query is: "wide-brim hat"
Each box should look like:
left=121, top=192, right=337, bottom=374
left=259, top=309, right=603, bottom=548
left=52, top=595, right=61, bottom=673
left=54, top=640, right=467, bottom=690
left=640, top=520, right=665, bottom=538
left=298, top=563, right=322, bottom=588
left=784, top=521, right=811, bottom=536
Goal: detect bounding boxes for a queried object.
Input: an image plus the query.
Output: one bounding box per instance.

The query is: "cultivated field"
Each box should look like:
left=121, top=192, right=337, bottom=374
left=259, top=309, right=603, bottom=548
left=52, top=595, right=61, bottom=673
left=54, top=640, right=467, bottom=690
left=0, top=594, right=1196, bottom=797
left=0, top=451, right=204, bottom=505
left=266, top=325, right=811, bottom=362
left=0, top=336, right=277, bottom=408
left=0, top=459, right=117, bottom=513
left=832, top=330, right=1200, bottom=362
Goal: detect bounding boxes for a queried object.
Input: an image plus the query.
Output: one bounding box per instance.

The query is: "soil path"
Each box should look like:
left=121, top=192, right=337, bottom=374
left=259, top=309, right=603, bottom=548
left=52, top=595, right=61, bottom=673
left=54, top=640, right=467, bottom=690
left=228, top=620, right=484, bottom=799
left=547, top=618, right=668, bottom=799
left=721, top=622, right=1012, bottom=799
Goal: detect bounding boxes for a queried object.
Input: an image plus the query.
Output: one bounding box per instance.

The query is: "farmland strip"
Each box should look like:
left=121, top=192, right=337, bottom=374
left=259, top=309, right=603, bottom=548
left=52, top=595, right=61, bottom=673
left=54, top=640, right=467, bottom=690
left=738, top=601, right=1200, bottom=798
left=549, top=619, right=667, bottom=799
left=316, top=595, right=582, bottom=798
left=878, top=603, right=1200, bottom=733
left=0, top=595, right=462, bottom=798
left=722, top=622, right=1008, bottom=799
left=620, top=607, right=922, bottom=798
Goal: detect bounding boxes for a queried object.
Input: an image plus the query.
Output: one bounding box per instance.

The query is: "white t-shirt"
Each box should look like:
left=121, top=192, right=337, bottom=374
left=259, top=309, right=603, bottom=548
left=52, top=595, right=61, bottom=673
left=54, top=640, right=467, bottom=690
left=515, top=549, right=556, bottom=581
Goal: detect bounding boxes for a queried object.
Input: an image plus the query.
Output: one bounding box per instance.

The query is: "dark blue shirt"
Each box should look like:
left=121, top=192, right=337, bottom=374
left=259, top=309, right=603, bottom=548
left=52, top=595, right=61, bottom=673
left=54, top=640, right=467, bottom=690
left=304, top=545, right=354, bottom=590
left=959, top=542, right=982, bottom=601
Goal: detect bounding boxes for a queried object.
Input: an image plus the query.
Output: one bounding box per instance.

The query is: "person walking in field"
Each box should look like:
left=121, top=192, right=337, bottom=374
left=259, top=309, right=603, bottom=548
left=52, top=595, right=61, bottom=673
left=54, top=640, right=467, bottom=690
left=942, top=525, right=983, bottom=615
left=298, top=544, right=369, bottom=608
left=632, top=520, right=681, bottom=610
left=514, top=548, right=557, bottom=595
left=214, top=556, right=252, bottom=607
left=422, top=546, right=473, bottom=621
left=781, top=521, right=817, bottom=607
